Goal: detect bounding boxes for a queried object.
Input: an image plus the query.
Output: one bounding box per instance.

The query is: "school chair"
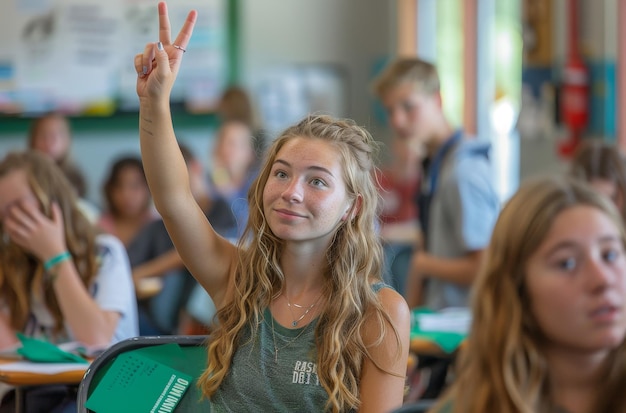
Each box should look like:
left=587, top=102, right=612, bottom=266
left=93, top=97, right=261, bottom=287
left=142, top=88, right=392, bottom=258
left=76, top=335, right=209, bottom=413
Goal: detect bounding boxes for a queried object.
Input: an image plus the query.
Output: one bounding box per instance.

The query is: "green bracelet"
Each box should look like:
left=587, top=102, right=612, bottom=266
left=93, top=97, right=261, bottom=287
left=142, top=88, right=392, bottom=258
left=43, top=251, right=71, bottom=272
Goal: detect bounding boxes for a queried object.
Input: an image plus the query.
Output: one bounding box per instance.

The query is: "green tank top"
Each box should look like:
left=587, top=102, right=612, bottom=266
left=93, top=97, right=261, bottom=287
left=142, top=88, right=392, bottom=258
left=209, top=282, right=388, bottom=412
left=210, top=308, right=327, bottom=412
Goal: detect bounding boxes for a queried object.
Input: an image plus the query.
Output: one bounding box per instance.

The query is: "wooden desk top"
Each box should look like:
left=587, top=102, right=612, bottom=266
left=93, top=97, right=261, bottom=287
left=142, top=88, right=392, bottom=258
left=135, top=277, right=163, bottom=300
left=410, top=336, right=452, bottom=356
left=0, top=358, right=88, bottom=386
left=410, top=336, right=467, bottom=357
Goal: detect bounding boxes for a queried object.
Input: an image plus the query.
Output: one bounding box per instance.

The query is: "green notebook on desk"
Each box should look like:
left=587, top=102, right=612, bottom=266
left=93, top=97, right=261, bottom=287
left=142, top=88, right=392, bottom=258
left=85, top=344, right=193, bottom=413
left=16, top=333, right=88, bottom=364
left=410, top=307, right=469, bottom=353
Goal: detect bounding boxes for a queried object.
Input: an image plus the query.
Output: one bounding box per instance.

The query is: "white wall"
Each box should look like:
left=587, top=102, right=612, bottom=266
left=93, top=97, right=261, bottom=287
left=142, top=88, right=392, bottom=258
left=0, top=0, right=395, bottom=208
left=240, top=0, right=394, bottom=140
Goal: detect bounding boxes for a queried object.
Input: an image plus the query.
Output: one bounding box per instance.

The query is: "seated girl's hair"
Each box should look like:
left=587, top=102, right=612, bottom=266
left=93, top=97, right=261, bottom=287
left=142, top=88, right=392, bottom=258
left=0, top=151, right=98, bottom=335
left=435, top=176, right=626, bottom=413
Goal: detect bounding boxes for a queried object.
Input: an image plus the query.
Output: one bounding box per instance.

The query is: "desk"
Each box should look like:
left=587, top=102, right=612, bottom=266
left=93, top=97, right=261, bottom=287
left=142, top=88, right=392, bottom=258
left=0, top=359, right=88, bottom=413
left=0, top=359, right=87, bottom=386
left=409, top=307, right=468, bottom=356
left=135, top=277, right=163, bottom=300
left=410, top=336, right=456, bottom=356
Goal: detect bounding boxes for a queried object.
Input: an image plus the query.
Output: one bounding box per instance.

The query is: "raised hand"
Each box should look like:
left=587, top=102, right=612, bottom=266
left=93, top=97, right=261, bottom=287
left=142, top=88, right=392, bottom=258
left=134, top=1, right=197, bottom=101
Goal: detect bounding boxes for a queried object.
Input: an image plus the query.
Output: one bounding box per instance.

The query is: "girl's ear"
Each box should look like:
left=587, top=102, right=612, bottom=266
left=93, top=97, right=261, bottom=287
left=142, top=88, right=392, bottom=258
left=342, top=194, right=362, bottom=221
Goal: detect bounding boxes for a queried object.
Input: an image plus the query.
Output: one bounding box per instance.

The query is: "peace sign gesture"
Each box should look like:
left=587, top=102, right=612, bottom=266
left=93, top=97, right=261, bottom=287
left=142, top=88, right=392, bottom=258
left=135, top=1, right=197, bottom=101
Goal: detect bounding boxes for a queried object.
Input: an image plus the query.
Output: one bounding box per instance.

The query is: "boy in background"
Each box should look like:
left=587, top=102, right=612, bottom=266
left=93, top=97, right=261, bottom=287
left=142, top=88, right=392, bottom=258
left=374, top=57, right=500, bottom=310
left=374, top=58, right=500, bottom=400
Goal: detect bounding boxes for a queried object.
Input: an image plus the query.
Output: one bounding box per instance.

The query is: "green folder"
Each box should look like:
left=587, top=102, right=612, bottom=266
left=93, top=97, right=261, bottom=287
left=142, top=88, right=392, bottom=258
left=16, top=333, right=88, bottom=364
left=85, top=344, right=193, bottom=413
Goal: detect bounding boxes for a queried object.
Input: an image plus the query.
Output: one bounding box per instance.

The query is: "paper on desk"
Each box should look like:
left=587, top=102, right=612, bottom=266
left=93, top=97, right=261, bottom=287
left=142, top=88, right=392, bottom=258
left=410, top=307, right=470, bottom=353
left=413, top=307, right=472, bottom=334
left=0, top=361, right=87, bottom=375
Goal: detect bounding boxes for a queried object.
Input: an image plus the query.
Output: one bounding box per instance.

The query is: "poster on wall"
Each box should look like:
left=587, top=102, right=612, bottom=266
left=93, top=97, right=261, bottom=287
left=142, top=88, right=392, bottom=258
left=0, top=0, right=229, bottom=116
left=522, top=0, right=553, bottom=67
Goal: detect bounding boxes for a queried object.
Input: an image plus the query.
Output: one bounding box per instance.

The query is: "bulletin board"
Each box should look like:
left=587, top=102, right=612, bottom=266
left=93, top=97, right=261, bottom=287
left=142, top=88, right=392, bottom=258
left=0, top=0, right=238, bottom=132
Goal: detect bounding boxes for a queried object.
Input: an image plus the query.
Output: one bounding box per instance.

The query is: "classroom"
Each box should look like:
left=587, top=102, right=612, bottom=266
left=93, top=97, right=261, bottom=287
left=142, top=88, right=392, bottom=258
left=1, top=1, right=626, bottom=412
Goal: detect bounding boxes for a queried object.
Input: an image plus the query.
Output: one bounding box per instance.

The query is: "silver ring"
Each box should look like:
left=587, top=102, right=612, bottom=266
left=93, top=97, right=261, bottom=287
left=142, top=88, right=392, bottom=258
left=172, top=44, right=186, bottom=53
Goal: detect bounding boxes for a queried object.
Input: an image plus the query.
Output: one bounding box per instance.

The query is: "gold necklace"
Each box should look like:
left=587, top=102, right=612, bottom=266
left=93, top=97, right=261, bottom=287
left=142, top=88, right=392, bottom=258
left=270, top=313, right=313, bottom=364
left=284, top=293, right=322, bottom=327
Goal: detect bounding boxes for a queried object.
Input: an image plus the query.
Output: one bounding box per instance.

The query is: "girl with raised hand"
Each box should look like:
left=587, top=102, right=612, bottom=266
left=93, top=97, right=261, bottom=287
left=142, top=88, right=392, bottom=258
left=134, top=3, right=410, bottom=412
left=429, top=177, right=626, bottom=413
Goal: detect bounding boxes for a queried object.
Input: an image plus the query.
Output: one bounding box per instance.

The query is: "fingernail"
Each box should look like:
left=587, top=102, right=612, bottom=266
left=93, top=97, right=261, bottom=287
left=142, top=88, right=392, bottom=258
left=142, top=66, right=148, bottom=75
left=157, top=42, right=163, bottom=51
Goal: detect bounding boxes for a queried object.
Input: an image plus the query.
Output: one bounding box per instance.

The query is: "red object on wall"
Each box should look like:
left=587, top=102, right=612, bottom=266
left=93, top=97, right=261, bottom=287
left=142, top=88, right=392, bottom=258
left=558, top=0, right=589, bottom=158
left=561, top=57, right=589, bottom=130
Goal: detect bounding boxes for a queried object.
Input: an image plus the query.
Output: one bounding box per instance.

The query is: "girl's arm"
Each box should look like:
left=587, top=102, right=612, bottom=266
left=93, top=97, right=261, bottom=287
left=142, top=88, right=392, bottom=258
left=359, top=288, right=411, bottom=413
left=135, top=2, right=236, bottom=307
left=49, top=258, right=121, bottom=346
left=0, top=311, right=19, bottom=350
left=132, top=249, right=182, bottom=280
left=4, top=202, right=121, bottom=347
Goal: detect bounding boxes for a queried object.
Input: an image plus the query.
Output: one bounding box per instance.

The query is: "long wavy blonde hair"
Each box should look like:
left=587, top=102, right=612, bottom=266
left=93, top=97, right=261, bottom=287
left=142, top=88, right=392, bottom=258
left=433, top=176, right=626, bottom=413
left=199, top=114, right=401, bottom=412
left=0, top=151, right=99, bottom=337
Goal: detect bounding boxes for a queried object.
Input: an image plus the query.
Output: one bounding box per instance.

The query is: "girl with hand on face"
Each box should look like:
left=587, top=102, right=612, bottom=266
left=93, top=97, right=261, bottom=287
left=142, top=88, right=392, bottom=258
left=134, top=3, right=410, bottom=412
left=0, top=151, right=138, bottom=412
left=0, top=151, right=138, bottom=348
left=429, top=177, right=626, bottom=413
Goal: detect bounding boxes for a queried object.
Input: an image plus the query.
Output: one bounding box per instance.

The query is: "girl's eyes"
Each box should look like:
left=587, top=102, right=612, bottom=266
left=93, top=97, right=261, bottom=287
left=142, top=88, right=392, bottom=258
left=310, top=178, right=327, bottom=187
left=555, top=257, right=577, bottom=272
left=272, top=170, right=327, bottom=187
left=402, top=101, right=416, bottom=112
left=552, top=247, right=624, bottom=272
left=603, top=247, right=622, bottom=263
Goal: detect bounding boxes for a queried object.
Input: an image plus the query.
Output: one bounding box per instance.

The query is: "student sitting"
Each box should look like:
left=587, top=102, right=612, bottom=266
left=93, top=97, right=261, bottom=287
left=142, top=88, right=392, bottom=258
left=127, top=143, right=236, bottom=335
left=428, top=176, right=626, bottom=413
left=27, top=112, right=99, bottom=223
left=569, top=139, right=626, bottom=222
left=98, top=155, right=158, bottom=247
left=0, top=151, right=138, bottom=413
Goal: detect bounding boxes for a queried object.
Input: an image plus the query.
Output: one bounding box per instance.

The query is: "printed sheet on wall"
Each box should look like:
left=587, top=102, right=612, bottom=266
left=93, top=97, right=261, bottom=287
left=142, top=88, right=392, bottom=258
left=0, top=0, right=229, bottom=116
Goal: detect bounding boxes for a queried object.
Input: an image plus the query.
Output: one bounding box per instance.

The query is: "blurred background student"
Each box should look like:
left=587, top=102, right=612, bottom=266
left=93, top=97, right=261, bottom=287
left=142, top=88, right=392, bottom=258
left=0, top=151, right=137, bottom=413
left=374, top=56, right=501, bottom=402
left=127, top=143, right=237, bottom=336
left=27, top=112, right=99, bottom=223
left=376, top=134, right=423, bottom=296
left=428, top=176, right=626, bottom=413
left=569, top=139, right=626, bottom=222
left=97, top=155, right=158, bottom=247
left=216, top=85, right=267, bottom=156
left=206, top=120, right=259, bottom=240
